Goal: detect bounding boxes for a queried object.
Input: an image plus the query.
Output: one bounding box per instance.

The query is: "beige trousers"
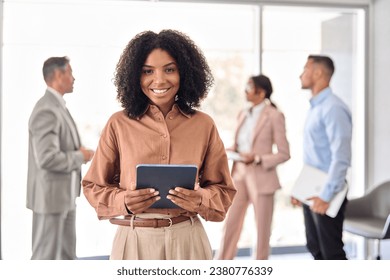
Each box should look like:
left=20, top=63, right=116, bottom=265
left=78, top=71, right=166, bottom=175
left=110, top=216, right=212, bottom=260
left=216, top=164, right=275, bottom=260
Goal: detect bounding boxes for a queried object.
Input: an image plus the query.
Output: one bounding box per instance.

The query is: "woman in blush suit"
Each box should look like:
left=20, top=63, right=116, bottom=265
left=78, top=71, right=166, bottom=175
left=216, top=74, right=290, bottom=260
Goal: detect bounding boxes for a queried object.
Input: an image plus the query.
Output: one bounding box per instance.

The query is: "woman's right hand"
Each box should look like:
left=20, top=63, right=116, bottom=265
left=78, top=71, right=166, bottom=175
left=124, top=188, right=160, bottom=214
left=239, top=152, right=255, bottom=164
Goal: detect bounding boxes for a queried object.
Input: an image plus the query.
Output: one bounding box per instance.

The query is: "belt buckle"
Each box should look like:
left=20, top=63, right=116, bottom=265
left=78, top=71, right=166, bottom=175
left=167, top=218, right=173, bottom=228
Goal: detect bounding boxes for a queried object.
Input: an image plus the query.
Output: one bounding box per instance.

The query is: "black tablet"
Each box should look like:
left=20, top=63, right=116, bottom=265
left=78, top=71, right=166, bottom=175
left=136, top=164, right=198, bottom=209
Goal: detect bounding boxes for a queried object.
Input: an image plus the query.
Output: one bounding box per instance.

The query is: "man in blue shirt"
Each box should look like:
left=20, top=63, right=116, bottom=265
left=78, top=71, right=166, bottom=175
left=292, top=55, right=352, bottom=259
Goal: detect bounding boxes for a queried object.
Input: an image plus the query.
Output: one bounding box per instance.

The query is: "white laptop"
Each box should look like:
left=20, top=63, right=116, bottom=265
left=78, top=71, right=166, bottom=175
left=291, top=164, right=348, bottom=218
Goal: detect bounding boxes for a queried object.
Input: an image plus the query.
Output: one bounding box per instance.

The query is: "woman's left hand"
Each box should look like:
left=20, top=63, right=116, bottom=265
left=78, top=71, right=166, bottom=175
left=239, top=153, right=255, bottom=164
left=167, top=184, right=203, bottom=212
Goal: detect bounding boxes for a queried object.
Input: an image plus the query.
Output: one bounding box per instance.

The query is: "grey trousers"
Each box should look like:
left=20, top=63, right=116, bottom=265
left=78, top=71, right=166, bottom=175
left=31, top=209, right=76, bottom=260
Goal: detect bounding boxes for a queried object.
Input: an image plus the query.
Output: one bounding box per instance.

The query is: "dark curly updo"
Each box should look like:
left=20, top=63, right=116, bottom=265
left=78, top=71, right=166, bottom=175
left=114, top=29, right=214, bottom=118
left=251, top=74, right=277, bottom=108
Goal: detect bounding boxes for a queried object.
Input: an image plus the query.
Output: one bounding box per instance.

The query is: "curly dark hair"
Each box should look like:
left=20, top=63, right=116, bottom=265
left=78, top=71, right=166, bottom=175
left=114, top=29, right=214, bottom=118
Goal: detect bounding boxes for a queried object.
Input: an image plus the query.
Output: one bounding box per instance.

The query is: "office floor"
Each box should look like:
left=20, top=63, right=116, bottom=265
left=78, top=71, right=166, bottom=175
left=234, top=252, right=312, bottom=260
left=78, top=253, right=313, bottom=260
left=78, top=245, right=355, bottom=260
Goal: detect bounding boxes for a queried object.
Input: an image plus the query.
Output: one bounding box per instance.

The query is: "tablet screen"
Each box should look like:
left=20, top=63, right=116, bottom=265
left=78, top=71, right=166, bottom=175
left=136, top=164, right=198, bottom=209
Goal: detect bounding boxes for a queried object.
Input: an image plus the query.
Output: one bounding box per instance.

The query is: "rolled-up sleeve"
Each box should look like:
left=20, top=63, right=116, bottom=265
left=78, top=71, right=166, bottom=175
left=82, top=121, right=128, bottom=219
left=197, top=123, right=236, bottom=222
left=321, top=105, right=352, bottom=202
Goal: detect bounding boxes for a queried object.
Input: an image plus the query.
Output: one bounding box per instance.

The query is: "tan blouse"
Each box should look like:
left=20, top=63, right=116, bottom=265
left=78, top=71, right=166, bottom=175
left=82, top=104, right=236, bottom=222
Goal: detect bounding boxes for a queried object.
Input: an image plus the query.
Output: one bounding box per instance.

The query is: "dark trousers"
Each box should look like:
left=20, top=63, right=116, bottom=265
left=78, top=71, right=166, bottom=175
left=303, top=198, right=348, bottom=260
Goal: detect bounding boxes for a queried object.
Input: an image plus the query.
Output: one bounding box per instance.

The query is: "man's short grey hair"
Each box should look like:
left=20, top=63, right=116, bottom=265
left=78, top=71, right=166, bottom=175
left=42, top=56, right=70, bottom=83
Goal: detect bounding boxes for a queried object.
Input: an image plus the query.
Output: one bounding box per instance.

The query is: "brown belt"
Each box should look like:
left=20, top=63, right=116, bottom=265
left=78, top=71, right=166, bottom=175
left=109, top=215, right=193, bottom=228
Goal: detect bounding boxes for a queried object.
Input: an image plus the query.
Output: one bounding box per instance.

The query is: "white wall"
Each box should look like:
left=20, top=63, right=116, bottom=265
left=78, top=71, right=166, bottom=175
left=0, top=0, right=3, bottom=261
left=371, top=0, right=390, bottom=186
left=369, top=0, right=390, bottom=259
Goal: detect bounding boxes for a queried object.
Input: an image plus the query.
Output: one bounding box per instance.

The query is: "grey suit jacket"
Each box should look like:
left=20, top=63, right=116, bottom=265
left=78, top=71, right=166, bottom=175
left=27, top=90, right=84, bottom=214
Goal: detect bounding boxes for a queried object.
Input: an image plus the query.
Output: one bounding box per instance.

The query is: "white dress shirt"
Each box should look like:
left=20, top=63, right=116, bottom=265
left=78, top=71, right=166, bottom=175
left=237, top=102, right=265, bottom=153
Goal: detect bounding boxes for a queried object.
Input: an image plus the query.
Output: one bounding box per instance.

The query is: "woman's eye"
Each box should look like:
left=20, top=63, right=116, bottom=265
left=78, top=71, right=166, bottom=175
left=165, top=67, right=176, bottom=73
left=142, top=69, right=153, bottom=74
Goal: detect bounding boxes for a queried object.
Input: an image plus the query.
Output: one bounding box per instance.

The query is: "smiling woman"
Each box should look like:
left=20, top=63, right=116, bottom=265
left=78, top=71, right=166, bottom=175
left=140, top=49, right=180, bottom=116
left=81, top=29, right=236, bottom=260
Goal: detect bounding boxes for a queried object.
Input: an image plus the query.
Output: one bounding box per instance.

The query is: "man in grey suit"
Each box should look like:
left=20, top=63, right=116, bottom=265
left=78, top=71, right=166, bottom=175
left=27, top=56, right=94, bottom=260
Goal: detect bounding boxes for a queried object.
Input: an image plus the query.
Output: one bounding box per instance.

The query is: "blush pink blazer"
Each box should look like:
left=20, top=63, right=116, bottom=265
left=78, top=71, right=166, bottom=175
left=231, top=102, right=290, bottom=194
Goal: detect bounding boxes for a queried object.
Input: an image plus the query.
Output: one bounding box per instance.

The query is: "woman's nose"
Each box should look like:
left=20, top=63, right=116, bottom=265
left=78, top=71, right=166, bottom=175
left=153, top=70, right=166, bottom=83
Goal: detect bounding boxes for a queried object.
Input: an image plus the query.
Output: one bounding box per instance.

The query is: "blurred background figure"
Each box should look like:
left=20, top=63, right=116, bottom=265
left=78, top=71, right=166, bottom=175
left=216, top=74, right=290, bottom=260
left=291, top=55, right=352, bottom=260
left=26, top=56, right=94, bottom=260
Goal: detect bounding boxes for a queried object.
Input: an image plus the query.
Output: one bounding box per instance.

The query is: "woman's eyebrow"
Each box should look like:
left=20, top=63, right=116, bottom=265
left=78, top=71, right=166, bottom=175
left=143, top=62, right=176, bottom=68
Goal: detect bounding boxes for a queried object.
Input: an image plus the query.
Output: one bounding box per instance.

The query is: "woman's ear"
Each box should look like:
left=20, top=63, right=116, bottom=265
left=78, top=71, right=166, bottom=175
left=256, top=88, right=266, bottom=99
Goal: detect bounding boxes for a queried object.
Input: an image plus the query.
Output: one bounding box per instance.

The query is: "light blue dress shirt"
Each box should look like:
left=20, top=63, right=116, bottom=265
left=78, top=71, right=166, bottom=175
left=303, top=87, right=352, bottom=202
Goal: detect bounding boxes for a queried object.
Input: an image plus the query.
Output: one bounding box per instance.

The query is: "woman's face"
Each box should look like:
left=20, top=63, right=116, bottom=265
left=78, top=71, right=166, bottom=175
left=140, top=48, right=180, bottom=112
left=244, top=78, right=256, bottom=102
left=245, top=78, right=264, bottom=104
